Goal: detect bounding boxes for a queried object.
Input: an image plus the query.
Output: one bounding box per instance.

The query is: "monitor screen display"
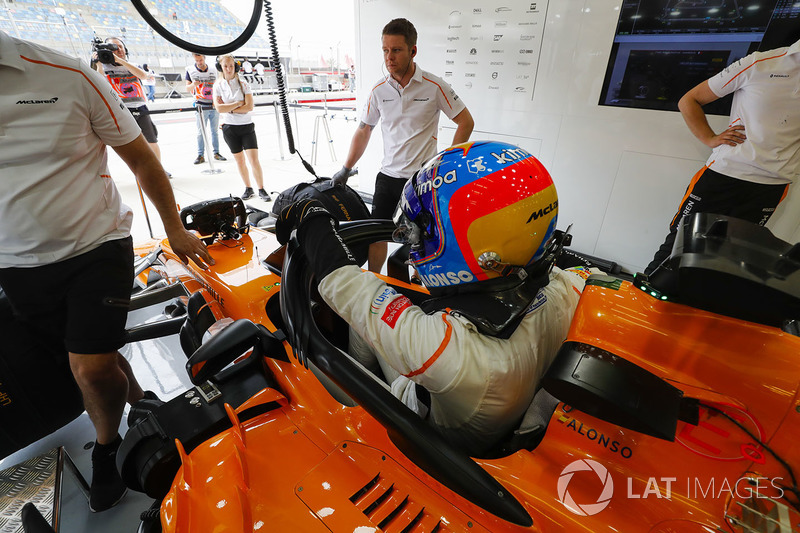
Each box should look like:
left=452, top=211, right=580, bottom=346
left=599, top=0, right=800, bottom=115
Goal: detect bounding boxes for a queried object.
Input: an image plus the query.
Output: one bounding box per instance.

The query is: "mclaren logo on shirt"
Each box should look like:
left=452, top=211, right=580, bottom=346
left=16, top=97, right=58, bottom=104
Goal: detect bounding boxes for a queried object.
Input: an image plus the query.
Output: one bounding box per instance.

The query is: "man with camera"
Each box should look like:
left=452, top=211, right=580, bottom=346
left=94, top=37, right=165, bottom=165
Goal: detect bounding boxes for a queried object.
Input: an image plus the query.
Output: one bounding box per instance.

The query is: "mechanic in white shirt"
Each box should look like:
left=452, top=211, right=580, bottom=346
left=212, top=55, right=270, bottom=202
left=0, top=31, right=213, bottom=512
left=331, top=18, right=474, bottom=272
left=253, top=61, right=265, bottom=85
left=277, top=141, right=587, bottom=456
left=645, top=38, right=800, bottom=275
left=241, top=58, right=253, bottom=84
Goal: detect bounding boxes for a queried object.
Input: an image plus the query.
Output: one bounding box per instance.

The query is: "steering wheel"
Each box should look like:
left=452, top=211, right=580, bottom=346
left=278, top=219, right=532, bottom=527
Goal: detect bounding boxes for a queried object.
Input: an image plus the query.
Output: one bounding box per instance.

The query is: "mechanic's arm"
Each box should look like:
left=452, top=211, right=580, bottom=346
left=678, top=80, right=746, bottom=148
left=112, top=134, right=214, bottom=269
left=331, top=122, right=374, bottom=184
left=343, top=121, right=374, bottom=169
left=450, top=107, right=474, bottom=146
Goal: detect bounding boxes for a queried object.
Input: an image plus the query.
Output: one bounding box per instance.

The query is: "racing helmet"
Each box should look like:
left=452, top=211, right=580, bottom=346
left=393, top=141, right=559, bottom=294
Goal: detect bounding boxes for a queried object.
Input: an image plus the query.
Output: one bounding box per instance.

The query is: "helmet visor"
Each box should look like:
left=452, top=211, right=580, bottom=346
left=391, top=201, right=423, bottom=247
left=391, top=177, right=426, bottom=248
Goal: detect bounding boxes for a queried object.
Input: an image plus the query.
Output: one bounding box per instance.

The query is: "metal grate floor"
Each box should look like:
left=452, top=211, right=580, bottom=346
left=0, top=448, right=57, bottom=533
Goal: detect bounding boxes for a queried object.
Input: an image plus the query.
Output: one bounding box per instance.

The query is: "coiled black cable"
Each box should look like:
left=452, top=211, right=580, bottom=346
left=263, top=0, right=316, bottom=176
left=130, top=0, right=262, bottom=56
left=130, top=0, right=318, bottom=177
left=263, top=1, right=291, bottom=153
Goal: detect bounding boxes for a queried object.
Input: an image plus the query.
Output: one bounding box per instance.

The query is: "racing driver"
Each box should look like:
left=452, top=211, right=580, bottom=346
left=276, top=141, right=589, bottom=455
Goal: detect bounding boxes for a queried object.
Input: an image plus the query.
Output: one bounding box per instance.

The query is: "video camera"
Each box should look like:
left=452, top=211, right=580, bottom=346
left=92, top=38, right=119, bottom=65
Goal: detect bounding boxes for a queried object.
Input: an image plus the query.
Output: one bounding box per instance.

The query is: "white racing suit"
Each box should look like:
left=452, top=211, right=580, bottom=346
left=318, top=265, right=587, bottom=455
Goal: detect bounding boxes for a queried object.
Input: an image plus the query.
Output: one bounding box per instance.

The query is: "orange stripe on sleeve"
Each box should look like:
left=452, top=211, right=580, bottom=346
left=366, top=79, right=388, bottom=117
left=404, top=314, right=453, bottom=378
left=422, top=76, right=453, bottom=110
left=20, top=55, right=122, bottom=133
left=671, top=164, right=710, bottom=227
left=720, top=51, right=788, bottom=90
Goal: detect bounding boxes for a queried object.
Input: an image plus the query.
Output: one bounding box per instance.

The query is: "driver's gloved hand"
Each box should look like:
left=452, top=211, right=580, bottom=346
left=331, top=166, right=352, bottom=186
left=276, top=199, right=358, bottom=280
left=275, top=198, right=334, bottom=245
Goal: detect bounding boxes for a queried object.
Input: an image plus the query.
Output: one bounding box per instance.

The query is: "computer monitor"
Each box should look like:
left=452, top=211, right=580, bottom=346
left=599, top=0, right=800, bottom=114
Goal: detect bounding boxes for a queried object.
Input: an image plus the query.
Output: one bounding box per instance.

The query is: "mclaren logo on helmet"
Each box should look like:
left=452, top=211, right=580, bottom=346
left=527, top=200, right=558, bottom=224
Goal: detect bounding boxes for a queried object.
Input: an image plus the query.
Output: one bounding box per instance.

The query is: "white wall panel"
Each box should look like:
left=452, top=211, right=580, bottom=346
left=354, top=0, right=800, bottom=272
left=437, top=126, right=542, bottom=159
left=594, top=151, right=706, bottom=272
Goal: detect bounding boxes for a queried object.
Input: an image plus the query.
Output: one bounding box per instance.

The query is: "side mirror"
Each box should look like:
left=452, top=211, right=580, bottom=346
left=542, top=341, right=699, bottom=441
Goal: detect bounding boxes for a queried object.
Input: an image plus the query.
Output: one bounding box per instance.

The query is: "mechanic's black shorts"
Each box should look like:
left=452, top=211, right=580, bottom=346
left=130, top=105, right=158, bottom=143
left=371, top=172, right=407, bottom=220
left=0, top=237, right=134, bottom=354
left=222, top=123, right=258, bottom=154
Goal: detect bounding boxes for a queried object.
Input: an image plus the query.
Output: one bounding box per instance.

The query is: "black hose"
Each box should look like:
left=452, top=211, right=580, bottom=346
left=130, top=0, right=263, bottom=56
left=263, top=1, right=317, bottom=177
left=263, top=1, right=292, bottom=153
left=130, top=0, right=318, bottom=177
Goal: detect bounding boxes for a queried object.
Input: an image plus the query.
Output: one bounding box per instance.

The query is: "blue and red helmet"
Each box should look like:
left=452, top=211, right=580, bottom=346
left=393, top=141, right=559, bottom=292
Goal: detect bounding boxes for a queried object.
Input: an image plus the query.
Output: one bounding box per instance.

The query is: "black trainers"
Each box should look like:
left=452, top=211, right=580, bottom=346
left=258, top=189, right=271, bottom=201
left=193, top=155, right=205, bottom=165
left=89, top=435, right=127, bottom=512
left=213, top=153, right=227, bottom=161
left=241, top=187, right=255, bottom=200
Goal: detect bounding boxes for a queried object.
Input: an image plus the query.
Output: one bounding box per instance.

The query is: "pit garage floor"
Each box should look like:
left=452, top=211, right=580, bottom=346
left=0, top=94, right=361, bottom=533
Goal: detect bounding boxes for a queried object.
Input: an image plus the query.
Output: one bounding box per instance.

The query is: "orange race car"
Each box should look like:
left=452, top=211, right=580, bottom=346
left=116, top=196, right=800, bottom=533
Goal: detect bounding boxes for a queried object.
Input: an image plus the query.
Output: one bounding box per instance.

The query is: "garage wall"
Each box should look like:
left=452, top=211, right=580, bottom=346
left=352, top=0, right=800, bottom=273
